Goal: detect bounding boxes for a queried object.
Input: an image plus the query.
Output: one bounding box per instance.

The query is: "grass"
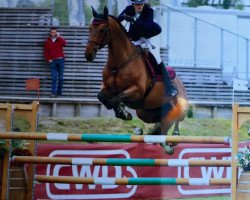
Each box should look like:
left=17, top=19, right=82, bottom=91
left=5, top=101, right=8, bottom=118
left=12, top=116, right=250, bottom=144
left=34, top=117, right=250, bottom=141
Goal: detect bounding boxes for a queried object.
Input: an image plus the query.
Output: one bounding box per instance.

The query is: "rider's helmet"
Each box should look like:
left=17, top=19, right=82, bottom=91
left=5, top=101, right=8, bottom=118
left=130, top=0, right=148, bottom=4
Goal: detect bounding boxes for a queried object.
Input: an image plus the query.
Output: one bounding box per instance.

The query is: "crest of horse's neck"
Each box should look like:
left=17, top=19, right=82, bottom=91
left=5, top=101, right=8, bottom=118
left=108, top=20, right=137, bottom=66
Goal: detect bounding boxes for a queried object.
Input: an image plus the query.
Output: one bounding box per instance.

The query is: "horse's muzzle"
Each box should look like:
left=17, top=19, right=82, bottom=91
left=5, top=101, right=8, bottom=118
left=85, top=52, right=95, bottom=62
left=85, top=45, right=97, bottom=62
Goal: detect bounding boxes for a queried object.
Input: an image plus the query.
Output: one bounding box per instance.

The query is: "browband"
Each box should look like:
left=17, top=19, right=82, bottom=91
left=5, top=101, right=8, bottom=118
left=92, top=18, right=107, bottom=25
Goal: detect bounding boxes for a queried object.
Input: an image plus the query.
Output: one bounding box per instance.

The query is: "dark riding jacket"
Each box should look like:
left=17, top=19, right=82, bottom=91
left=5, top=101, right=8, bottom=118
left=118, top=5, right=162, bottom=41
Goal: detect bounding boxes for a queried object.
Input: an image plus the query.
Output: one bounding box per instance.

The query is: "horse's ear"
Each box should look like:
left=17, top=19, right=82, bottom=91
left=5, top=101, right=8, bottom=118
left=103, top=6, right=109, bottom=19
left=92, top=6, right=98, bottom=18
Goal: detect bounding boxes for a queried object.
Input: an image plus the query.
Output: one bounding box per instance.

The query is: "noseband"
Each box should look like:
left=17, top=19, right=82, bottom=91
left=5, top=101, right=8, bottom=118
left=87, top=19, right=113, bottom=51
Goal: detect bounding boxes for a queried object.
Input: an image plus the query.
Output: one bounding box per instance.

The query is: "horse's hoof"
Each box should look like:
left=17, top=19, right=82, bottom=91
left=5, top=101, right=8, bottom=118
left=172, top=131, right=180, bottom=136
left=165, top=145, right=174, bottom=155
left=115, top=112, right=124, bottom=120
left=161, top=143, right=174, bottom=155
left=125, top=112, right=132, bottom=120
left=134, top=127, right=143, bottom=135
left=115, top=112, right=132, bottom=120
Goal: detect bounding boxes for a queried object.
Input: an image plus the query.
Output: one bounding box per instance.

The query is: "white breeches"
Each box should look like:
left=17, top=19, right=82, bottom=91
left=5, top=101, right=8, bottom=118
left=132, top=37, right=162, bottom=64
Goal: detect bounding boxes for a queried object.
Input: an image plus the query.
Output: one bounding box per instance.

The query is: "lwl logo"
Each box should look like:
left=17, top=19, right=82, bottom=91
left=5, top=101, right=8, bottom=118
left=177, top=148, right=231, bottom=195
left=45, top=150, right=137, bottom=199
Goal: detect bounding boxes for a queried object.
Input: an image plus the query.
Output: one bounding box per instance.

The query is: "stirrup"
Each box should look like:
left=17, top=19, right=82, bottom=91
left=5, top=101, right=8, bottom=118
left=168, top=85, right=178, bottom=97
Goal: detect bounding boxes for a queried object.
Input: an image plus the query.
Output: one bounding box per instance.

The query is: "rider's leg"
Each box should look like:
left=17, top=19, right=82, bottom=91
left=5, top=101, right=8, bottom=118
left=147, top=37, right=178, bottom=97
left=158, top=62, right=178, bottom=97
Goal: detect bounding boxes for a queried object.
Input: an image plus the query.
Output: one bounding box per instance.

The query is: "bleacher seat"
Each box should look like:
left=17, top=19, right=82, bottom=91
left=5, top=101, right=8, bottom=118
left=0, top=7, right=250, bottom=106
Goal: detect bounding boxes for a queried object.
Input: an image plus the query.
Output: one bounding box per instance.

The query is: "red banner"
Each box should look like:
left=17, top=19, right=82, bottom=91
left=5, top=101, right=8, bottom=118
left=34, top=143, right=233, bottom=199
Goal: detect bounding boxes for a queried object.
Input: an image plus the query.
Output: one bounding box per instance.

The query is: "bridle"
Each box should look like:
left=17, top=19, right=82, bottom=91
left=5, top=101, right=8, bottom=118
left=87, top=18, right=114, bottom=51
left=87, top=17, right=142, bottom=72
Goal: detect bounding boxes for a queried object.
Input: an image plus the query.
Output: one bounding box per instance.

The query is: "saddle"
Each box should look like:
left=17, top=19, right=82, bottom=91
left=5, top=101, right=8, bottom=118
left=142, top=49, right=176, bottom=81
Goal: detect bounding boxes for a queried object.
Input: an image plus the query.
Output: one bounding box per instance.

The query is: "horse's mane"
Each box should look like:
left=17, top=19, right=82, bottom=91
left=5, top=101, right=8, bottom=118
left=109, top=15, right=130, bottom=38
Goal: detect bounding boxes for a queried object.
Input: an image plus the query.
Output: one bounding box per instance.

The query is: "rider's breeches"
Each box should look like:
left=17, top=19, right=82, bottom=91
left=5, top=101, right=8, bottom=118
left=132, top=37, right=162, bottom=64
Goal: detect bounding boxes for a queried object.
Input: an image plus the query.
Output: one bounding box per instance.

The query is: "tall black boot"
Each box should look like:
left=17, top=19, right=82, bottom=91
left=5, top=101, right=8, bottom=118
left=159, top=62, right=178, bottom=97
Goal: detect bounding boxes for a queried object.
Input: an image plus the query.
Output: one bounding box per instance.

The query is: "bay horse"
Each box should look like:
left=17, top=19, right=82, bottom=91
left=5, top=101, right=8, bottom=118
left=85, top=7, right=188, bottom=154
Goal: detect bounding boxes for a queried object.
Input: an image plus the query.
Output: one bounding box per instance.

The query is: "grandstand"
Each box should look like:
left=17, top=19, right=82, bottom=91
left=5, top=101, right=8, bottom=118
left=0, top=7, right=249, bottom=118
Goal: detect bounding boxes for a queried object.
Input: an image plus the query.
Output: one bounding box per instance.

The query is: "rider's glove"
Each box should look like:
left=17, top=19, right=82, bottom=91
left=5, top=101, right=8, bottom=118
left=123, top=14, right=135, bottom=23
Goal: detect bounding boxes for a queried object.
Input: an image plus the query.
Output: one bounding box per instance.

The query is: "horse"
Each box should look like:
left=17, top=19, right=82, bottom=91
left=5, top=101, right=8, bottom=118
left=84, top=7, right=188, bottom=154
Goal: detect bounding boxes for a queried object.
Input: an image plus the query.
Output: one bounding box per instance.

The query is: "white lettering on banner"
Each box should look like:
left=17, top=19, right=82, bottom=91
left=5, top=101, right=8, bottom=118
left=177, top=148, right=231, bottom=195
left=183, top=157, right=231, bottom=179
left=45, top=150, right=137, bottom=199
left=102, top=166, right=121, bottom=189
left=53, top=165, right=70, bottom=190
left=72, top=165, right=100, bottom=189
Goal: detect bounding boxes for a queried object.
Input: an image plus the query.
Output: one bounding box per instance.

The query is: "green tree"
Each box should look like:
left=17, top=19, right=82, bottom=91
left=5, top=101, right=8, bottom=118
left=84, top=2, right=93, bottom=25
left=187, top=0, right=244, bottom=9
left=53, top=0, right=68, bottom=25
left=223, top=0, right=231, bottom=9
left=98, top=0, right=107, bottom=12
left=187, top=0, right=209, bottom=7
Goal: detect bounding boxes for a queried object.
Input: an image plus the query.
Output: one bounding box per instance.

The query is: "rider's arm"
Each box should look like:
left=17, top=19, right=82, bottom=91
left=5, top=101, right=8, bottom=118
left=117, top=8, right=128, bottom=22
left=117, top=6, right=135, bottom=22
left=134, top=8, right=154, bottom=32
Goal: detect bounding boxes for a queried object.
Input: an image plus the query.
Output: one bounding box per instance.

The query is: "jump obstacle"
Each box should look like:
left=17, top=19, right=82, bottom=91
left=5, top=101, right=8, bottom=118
left=0, top=101, right=39, bottom=200
left=0, top=132, right=230, bottom=144
left=34, top=175, right=231, bottom=186
left=0, top=102, right=249, bottom=200
left=12, top=156, right=231, bottom=166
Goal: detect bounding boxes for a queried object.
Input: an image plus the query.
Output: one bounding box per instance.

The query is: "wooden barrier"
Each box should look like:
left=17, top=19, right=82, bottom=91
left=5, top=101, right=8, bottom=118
left=35, top=175, right=231, bottom=186
left=232, top=104, right=250, bottom=200
left=236, top=171, right=250, bottom=199
left=0, top=101, right=39, bottom=200
left=0, top=133, right=230, bottom=144
left=12, top=156, right=231, bottom=167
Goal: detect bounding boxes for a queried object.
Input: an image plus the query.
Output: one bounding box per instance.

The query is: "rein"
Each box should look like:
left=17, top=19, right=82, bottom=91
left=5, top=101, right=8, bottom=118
left=110, top=47, right=142, bottom=75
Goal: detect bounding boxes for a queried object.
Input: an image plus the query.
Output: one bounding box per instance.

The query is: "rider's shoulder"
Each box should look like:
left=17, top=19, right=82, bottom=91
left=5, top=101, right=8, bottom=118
left=143, top=4, right=153, bottom=12
left=123, top=5, right=135, bottom=15
left=125, top=5, right=135, bottom=11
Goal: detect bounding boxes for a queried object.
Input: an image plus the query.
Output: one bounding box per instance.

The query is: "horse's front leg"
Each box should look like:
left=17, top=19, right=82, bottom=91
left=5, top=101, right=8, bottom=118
left=110, top=85, right=141, bottom=120
left=97, top=88, right=114, bottom=110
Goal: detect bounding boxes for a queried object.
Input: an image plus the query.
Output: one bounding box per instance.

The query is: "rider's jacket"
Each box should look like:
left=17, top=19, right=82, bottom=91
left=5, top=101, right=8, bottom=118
left=118, top=4, right=162, bottom=41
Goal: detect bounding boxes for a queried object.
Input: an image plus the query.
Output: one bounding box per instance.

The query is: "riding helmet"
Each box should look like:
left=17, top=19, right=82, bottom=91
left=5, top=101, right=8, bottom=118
left=130, top=0, right=148, bottom=4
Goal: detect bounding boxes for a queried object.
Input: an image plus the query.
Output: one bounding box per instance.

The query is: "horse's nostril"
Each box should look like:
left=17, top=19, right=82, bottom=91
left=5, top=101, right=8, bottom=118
left=85, top=54, right=93, bottom=62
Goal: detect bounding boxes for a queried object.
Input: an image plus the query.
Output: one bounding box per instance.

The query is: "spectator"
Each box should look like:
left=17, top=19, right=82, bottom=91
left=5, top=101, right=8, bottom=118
left=44, top=27, right=67, bottom=97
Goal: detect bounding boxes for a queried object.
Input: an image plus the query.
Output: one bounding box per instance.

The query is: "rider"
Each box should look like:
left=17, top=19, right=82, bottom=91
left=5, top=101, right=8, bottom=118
left=118, top=0, right=178, bottom=97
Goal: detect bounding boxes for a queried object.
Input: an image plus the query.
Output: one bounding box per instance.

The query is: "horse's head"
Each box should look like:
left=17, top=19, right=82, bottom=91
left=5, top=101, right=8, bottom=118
left=85, top=6, right=110, bottom=62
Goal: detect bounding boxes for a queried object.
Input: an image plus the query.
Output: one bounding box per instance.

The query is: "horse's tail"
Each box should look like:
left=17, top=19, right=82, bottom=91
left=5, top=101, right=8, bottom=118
left=173, top=75, right=188, bottom=100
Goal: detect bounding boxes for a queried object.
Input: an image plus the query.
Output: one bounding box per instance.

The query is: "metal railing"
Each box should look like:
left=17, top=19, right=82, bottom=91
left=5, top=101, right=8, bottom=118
left=155, top=3, right=250, bottom=82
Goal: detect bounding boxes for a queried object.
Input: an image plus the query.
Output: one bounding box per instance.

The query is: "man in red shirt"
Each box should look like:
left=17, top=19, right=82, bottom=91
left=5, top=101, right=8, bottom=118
left=44, top=27, right=67, bottom=97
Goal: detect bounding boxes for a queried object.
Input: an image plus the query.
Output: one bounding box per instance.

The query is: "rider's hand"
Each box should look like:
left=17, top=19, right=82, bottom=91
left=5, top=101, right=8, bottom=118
left=123, top=14, right=134, bottom=23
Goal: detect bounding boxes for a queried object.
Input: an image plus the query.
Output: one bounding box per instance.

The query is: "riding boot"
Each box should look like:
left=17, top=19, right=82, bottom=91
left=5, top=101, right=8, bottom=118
left=159, top=62, right=178, bottom=97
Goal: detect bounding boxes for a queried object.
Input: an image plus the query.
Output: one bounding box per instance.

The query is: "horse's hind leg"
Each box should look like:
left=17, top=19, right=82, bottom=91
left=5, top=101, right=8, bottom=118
left=172, top=121, right=180, bottom=136
left=159, top=120, right=176, bottom=154
left=170, top=121, right=180, bottom=147
left=148, top=122, right=161, bottom=135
